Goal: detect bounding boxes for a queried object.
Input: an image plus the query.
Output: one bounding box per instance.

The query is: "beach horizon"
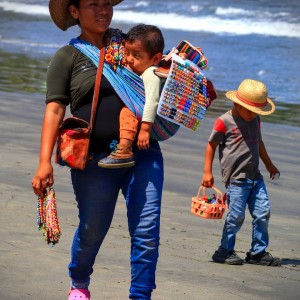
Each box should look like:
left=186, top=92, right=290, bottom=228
left=0, top=90, right=299, bottom=299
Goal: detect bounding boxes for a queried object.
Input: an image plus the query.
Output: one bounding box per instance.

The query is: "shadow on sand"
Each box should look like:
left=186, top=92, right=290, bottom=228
left=281, top=258, right=300, bottom=266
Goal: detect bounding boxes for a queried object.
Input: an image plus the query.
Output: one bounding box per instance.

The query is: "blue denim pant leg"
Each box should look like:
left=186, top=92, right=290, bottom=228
left=126, top=143, right=164, bottom=300
left=219, top=179, right=270, bottom=255
left=248, top=179, right=270, bottom=255
left=219, top=179, right=249, bottom=253
left=69, top=142, right=163, bottom=300
left=69, top=155, right=129, bottom=289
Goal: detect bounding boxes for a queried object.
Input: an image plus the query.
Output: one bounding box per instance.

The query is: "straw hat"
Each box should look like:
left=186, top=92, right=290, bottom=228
left=226, top=79, right=275, bottom=115
left=49, top=0, right=124, bottom=31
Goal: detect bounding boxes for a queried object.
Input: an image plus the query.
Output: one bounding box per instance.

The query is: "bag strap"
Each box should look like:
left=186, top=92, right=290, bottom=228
left=90, top=47, right=105, bottom=130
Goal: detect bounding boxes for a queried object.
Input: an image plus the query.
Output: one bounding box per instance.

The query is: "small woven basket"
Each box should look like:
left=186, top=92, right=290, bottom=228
left=191, top=186, right=227, bottom=219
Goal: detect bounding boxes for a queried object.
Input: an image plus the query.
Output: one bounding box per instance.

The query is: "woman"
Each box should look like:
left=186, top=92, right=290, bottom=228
left=32, top=1, right=164, bottom=299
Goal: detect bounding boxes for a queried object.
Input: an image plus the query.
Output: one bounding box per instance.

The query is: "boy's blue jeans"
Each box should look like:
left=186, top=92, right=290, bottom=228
left=219, top=178, right=271, bottom=255
left=69, top=143, right=164, bottom=300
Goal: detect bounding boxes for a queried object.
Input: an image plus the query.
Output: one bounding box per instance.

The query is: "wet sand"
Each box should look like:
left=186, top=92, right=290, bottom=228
left=0, top=91, right=299, bottom=299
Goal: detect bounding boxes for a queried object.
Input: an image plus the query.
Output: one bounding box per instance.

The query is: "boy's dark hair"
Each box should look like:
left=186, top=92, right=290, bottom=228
left=126, top=24, right=165, bottom=57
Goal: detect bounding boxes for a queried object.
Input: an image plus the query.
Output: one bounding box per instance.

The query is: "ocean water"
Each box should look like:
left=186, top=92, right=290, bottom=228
left=0, top=0, right=300, bottom=108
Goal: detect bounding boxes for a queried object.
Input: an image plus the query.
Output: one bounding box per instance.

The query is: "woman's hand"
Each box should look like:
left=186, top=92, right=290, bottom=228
left=32, top=162, right=53, bottom=196
left=31, top=102, right=65, bottom=196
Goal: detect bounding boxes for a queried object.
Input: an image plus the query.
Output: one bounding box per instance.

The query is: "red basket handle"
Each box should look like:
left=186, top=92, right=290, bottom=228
left=196, top=186, right=224, bottom=205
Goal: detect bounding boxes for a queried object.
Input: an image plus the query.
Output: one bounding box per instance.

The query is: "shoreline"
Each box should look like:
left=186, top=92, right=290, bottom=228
left=1, top=46, right=299, bottom=127
left=0, top=71, right=299, bottom=128
left=206, top=94, right=300, bottom=128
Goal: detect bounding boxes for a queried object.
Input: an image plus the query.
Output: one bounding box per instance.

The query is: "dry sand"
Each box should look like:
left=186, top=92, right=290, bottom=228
left=0, top=91, right=299, bottom=300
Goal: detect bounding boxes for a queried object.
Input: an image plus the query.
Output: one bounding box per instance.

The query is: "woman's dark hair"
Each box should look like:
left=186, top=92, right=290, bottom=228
left=126, top=24, right=165, bottom=57
left=69, top=0, right=81, bottom=26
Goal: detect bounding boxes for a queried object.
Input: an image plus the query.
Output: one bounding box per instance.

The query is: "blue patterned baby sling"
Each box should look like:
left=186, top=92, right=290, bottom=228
left=69, top=38, right=179, bottom=141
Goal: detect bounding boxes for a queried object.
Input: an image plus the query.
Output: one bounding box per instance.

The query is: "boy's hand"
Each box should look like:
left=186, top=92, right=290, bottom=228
left=266, top=163, right=280, bottom=180
left=259, top=140, right=280, bottom=180
left=202, top=172, right=214, bottom=188
left=202, top=141, right=218, bottom=188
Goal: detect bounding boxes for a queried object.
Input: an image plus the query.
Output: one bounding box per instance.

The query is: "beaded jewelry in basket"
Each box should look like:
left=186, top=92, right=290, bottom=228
left=157, top=54, right=210, bottom=131
left=37, top=187, right=61, bottom=245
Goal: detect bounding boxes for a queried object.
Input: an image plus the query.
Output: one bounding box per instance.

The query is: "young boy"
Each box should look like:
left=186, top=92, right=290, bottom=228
left=98, top=24, right=164, bottom=168
left=202, top=79, right=281, bottom=266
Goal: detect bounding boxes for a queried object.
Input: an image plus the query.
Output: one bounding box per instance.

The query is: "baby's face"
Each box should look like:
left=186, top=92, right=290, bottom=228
left=124, top=40, right=157, bottom=75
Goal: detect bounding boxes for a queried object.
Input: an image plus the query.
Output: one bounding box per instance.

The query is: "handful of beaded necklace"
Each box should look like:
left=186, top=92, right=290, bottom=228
left=37, top=187, right=61, bottom=245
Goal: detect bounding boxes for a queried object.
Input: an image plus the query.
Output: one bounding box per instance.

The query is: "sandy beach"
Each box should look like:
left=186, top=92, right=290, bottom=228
left=0, top=90, right=299, bottom=300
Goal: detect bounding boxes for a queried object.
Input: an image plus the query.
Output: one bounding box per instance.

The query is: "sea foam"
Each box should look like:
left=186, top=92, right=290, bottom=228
left=0, top=1, right=48, bottom=15
left=1, top=1, right=299, bottom=39
left=114, top=10, right=300, bottom=39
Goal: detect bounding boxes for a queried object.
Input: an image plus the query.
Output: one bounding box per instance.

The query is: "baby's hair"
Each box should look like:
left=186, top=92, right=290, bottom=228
left=126, top=24, right=165, bottom=57
left=69, top=0, right=80, bottom=8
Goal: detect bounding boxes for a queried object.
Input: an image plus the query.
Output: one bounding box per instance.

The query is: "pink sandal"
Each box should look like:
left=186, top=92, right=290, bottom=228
left=68, top=288, right=91, bottom=300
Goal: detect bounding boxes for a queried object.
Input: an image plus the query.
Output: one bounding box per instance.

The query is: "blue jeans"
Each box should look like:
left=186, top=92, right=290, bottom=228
left=69, top=142, right=164, bottom=300
left=219, top=178, right=271, bottom=255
